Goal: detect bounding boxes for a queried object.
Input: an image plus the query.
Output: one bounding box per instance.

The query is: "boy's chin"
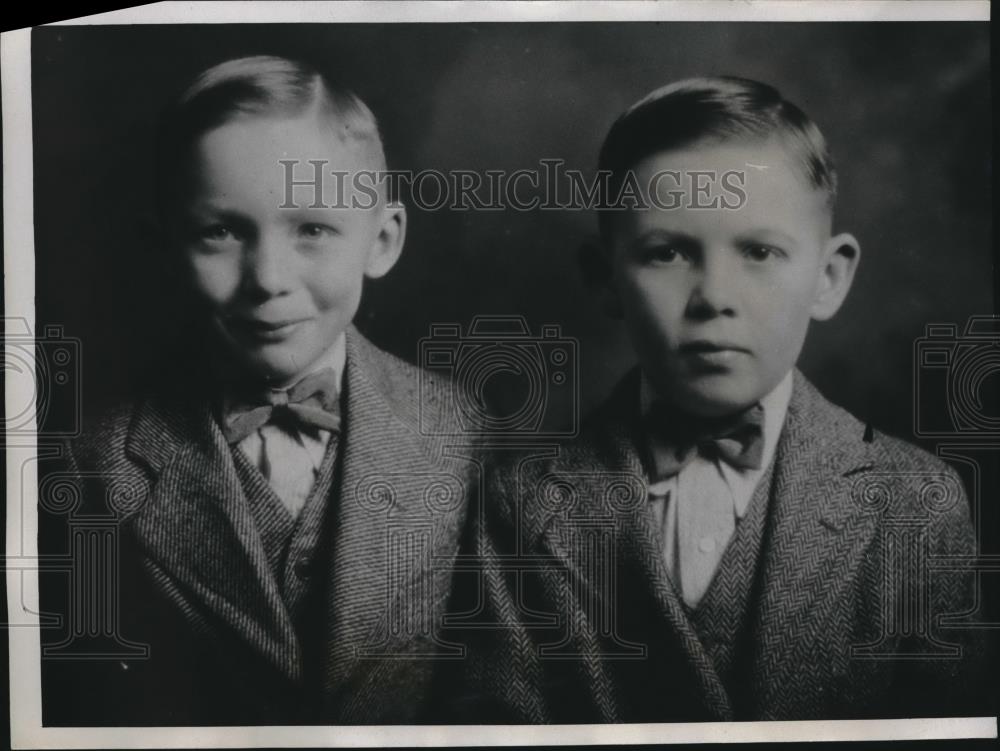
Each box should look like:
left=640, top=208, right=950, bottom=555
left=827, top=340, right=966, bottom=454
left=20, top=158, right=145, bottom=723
left=669, top=377, right=767, bottom=418
left=233, top=345, right=328, bottom=387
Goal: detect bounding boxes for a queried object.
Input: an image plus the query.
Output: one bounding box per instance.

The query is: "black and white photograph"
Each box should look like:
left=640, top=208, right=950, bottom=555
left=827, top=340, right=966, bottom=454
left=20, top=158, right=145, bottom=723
left=3, top=1, right=997, bottom=747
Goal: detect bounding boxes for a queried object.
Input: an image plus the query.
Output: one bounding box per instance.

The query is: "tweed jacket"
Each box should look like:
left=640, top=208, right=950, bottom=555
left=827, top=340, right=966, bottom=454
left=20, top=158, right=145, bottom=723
left=446, top=368, right=989, bottom=723
left=39, top=328, right=481, bottom=726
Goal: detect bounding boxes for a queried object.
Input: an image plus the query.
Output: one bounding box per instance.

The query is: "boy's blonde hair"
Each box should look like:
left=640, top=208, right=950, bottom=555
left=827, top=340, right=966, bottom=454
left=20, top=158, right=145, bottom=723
left=155, top=55, right=386, bottom=220
left=598, top=76, right=837, bottom=243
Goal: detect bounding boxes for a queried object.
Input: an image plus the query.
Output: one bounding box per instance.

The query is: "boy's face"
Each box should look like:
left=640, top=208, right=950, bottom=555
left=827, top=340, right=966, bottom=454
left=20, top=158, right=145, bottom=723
left=606, top=137, right=859, bottom=417
left=177, top=113, right=404, bottom=386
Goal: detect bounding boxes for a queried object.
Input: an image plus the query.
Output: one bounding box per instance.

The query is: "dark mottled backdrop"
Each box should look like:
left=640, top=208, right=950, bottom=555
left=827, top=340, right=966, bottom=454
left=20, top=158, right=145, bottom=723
left=32, top=23, right=993, bottom=449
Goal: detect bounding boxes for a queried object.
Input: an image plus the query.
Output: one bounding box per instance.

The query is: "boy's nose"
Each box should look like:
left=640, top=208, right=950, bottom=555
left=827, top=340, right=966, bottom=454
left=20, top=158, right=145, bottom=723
left=686, top=253, right=737, bottom=319
left=242, top=233, right=294, bottom=299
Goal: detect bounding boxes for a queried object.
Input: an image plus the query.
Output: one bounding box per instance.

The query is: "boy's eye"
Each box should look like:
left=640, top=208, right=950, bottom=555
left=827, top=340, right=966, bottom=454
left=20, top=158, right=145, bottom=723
left=743, top=244, right=781, bottom=261
left=199, top=224, right=238, bottom=243
left=643, top=245, right=688, bottom=264
left=298, top=223, right=336, bottom=239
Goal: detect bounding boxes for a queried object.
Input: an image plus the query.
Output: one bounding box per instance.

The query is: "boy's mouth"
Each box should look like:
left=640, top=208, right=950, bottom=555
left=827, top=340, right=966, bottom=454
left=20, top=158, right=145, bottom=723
left=680, top=339, right=749, bottom=354
left=679, top=340, right=750, bottom=367
left=229, top=316, right=310, bottom=342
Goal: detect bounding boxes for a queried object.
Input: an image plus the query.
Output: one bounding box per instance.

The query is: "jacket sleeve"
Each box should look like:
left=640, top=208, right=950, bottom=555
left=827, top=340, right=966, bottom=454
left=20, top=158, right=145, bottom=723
left=886, top=463, right=995, bottom=717
left=430, top=452, right=552, bottom=723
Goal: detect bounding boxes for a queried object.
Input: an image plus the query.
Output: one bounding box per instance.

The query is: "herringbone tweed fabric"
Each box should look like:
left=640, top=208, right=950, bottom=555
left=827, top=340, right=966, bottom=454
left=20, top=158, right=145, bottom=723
left=231, top=430, right=342, bottom=710
left=232, top=444, right=300, bottom=578
left=231, top=432, right=345, bottom=616
left=440, top=368, right=992, bottom=722
left=687, top=456, right=775, bottom=708
left=38, top=327, right=480, bottom=726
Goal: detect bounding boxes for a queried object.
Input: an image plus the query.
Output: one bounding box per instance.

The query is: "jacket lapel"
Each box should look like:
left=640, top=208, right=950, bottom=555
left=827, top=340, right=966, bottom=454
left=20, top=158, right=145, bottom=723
left=750, top=371, right=882, bottom=709
left=123, top=394, right=301, bottom=680
left=324, top=329, right=468, bottom=716
left=541, top=368, right=733, bottom=719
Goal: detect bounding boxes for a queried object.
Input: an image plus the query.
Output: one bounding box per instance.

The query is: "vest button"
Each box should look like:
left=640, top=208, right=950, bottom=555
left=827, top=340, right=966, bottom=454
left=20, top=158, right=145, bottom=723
left=294, top=556, right=313, bottom=580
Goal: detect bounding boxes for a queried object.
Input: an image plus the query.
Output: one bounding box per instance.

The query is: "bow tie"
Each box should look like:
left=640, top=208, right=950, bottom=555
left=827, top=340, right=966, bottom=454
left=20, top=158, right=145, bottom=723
left=644, top=401, right=765, bottom=478
left=221, top=367, right=341, bottom=444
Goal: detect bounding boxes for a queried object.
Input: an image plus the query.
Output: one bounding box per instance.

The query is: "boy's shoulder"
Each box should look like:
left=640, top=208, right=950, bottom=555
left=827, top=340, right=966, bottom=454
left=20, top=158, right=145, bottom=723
left=487, top=369, right=648, bottom=537
left=343, top=326, right=479, bottom=438
left=787, top=369, right=957, bottom=477
left=64, top=393, right=204, bottom=497
left=49, top=399, right=165, bottom=520
left=74, top=401, right=138, bottom=452
left=345, top=326, right=419, bottom=392
left=790, top=372, right=971, bottom=529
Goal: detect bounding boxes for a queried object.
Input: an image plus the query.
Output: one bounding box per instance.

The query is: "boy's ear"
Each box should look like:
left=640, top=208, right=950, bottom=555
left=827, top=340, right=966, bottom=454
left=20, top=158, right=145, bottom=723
left=364, top=202, right=407, bottom=279
left=578, top=239, right=623, bottom=318
left=811, top=232, right=861, bottom=321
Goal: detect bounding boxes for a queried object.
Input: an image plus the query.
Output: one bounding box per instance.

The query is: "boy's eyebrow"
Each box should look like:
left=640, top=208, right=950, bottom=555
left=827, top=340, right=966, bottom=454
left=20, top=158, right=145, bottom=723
left=630, top=228, right=699, bottom=244
left=734, top=228, right=798, bottom=246
left=183, top=201, right=246, bottom=218
left=625, top=229, right=701, bottom=255
left=179, top=205, right=258, bottom=231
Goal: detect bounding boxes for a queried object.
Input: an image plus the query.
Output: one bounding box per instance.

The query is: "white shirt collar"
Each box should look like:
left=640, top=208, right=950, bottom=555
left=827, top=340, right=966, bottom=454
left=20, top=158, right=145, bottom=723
left=756, top=370, right=794, bottom=476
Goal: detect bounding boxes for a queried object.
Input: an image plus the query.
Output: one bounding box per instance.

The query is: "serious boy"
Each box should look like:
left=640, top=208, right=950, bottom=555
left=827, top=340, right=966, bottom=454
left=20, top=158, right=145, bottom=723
left=468, top=76, right=988, bottom=722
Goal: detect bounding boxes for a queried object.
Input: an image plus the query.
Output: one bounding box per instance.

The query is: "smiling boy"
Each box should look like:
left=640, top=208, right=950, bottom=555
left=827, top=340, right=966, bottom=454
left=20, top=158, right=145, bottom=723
left=39, top=56, right=480, bottom=725
left=470, top=77, right=988, bottom=722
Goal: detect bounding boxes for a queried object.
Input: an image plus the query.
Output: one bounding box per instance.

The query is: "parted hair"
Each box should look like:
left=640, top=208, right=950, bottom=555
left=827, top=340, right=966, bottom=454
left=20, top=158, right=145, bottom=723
left=154, top=55, right=386, bottom=221
left=597, top=76, right=837, bottom=243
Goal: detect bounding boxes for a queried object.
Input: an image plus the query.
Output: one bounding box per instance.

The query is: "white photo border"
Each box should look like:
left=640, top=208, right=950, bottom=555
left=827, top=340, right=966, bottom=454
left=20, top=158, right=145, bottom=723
left=4, top=2, right=995, bottom=748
